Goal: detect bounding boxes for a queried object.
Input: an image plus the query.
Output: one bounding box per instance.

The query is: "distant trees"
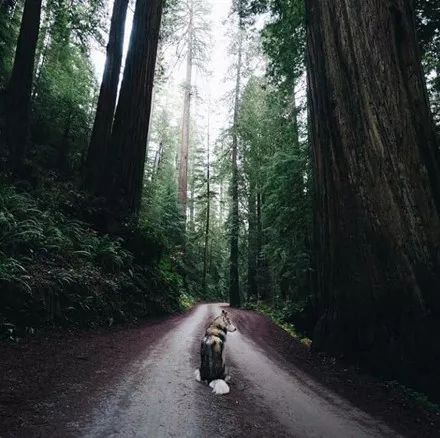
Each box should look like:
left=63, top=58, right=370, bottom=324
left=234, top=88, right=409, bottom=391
left=173, top=0, right=210, bottom=221
left=85, top=0, right=129, bottom=194
left=143, top=103, right=183, bottom=246
left=31, top=0, right=102, bottom=174
left=237, top=75, right=311, bottom=307
left=1, top=0, right=105, bottom=174
left=4, top=0, right=42, bottom=173
left=416, top=0, right=440, bottom=125
left=0, top=0, right=21, bottom=86
left=306, top=0, right=440, bottom=380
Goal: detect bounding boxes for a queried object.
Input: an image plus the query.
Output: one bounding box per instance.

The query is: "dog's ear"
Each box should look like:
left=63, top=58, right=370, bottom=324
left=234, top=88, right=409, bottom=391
left=222, top=310, right=227, bottom=316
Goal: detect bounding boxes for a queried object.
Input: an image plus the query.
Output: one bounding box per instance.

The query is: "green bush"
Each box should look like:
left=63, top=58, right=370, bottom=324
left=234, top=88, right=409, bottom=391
left=0, top=182, right=187, bottom=338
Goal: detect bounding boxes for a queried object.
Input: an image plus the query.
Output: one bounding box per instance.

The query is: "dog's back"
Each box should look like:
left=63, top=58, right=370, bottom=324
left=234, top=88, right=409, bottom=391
left=200, top=321, right=227, bottom=382
left=196, top=310, right=236, bottom=395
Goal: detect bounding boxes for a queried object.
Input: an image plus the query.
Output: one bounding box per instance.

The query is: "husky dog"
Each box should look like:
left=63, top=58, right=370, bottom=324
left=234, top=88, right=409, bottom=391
left=194, top=309, right=236, bottom=395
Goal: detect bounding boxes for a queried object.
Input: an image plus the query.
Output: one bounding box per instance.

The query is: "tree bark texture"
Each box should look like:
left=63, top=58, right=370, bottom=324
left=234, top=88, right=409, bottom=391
left=178, top=0, right=193, bottom=220
left=85, top=0, right=129, bottom=194
left=4, top=0, right=42, bottom=174
left=229, top=24, right=243, bottom=308
left=306, top=0, right=440, bottom=387
left=105, top=0, right=163, bottom=217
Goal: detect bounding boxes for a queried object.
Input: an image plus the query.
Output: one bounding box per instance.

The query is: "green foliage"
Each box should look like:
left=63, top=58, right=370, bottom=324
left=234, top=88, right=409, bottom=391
left=416, top=0, right=440, bottom=125
left=143, top=100, right=228, bottom=303
left=45, top=0, right=107, bottom=50
left=178, top=291, right=196, bottom=311
left=237, top=76, right=312, bottom=314
left=31, top=7, right=98, bottom=173
left=143, top=107, right=184, bottom=250
left=386, top=381, right=440, bottom=413
left=261, top=0, right=305, bottom=93
left=245, top=301, right=312, bottom=346
left=0, top=182, right=184, bottom=337
left=0, top=1, right=22, bottom=87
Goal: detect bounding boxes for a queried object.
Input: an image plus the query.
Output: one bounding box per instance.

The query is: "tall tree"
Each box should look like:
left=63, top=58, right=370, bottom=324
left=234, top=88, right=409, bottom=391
left=229, top=20, right=243, bottom=308
left=174, top=0, right=210, bottom=220
left=202, top=112, right=211, bottom=295
left=4, top=0, right=42, bottom=174
left=85, top=0, right=129, bottom=193
left=306, top=0, right=440, bottom=378
left=177, top=0, right=193, bottom=218
left=105, top=0, right=164, bottom=217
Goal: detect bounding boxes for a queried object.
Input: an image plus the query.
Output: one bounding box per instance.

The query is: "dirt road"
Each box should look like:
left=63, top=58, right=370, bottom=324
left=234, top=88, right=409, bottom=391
left=78, top=303, right=395, bottom=437
left=2, top=303, right=437, bottom=437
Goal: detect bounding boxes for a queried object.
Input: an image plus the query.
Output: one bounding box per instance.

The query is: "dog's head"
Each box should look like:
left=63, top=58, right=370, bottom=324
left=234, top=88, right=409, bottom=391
left=221, top=309, right=236, bottom=332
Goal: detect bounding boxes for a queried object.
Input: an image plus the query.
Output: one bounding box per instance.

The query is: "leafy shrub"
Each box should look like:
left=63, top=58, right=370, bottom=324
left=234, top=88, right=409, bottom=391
left=245, top=301, right=312, bottom=346
left=386, top=381, right=440, bottom=413
left=0, top=182, right=188, bottom=338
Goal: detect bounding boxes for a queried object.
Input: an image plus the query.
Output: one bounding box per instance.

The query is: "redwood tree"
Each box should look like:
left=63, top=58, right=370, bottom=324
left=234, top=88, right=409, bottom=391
left=306, top=0, right=440, bottom=382
left=85, top=0, right=129, bottom=193
left=105, top=0, right=164, bottom=216
left=229, top=23, right=243, bottom=308
left=4, top=0, right=42, bottom=174
left=177, top=0, right=193, bottom=219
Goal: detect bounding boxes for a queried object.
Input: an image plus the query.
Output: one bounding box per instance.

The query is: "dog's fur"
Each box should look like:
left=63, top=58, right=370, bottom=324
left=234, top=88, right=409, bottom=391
left=194, top=310, right=236, bottom=395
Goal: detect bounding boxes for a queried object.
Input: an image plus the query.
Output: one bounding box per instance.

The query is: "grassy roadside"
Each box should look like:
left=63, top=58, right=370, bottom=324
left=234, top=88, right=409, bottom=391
left=244, top=302, right=312, bottom=347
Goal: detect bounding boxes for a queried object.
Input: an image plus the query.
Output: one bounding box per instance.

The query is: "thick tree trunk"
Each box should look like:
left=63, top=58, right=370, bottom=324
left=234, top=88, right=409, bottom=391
left=229, top=24, right=243, bottom=308
left=85, top=0, right=129, bottom=193
left=105, top=0, right=163, bottom=217
left=4, top=0, right=42, bottom=174
left=177, top=0, right=193, bottom=220
left=306, top=0, right=440, bottom=387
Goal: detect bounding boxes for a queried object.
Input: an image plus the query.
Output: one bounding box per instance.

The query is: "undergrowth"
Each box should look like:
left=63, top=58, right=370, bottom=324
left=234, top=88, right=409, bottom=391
left=245, top=301, right=312, bottom=347
left=385, top=381, right=440, bottom=413
left=0, top=182, right=186, bottom=340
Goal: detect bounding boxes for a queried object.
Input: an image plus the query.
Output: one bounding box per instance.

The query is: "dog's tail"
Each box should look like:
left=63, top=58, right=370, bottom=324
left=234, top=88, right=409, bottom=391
left=194, top=369, right=230, bottom=395
left=209, top=379, right=230, bottom=395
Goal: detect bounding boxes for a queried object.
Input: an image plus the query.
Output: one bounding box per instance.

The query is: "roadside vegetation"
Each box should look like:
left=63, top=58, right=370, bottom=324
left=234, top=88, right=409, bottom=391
left=0, top=180, right=186, bottom=339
